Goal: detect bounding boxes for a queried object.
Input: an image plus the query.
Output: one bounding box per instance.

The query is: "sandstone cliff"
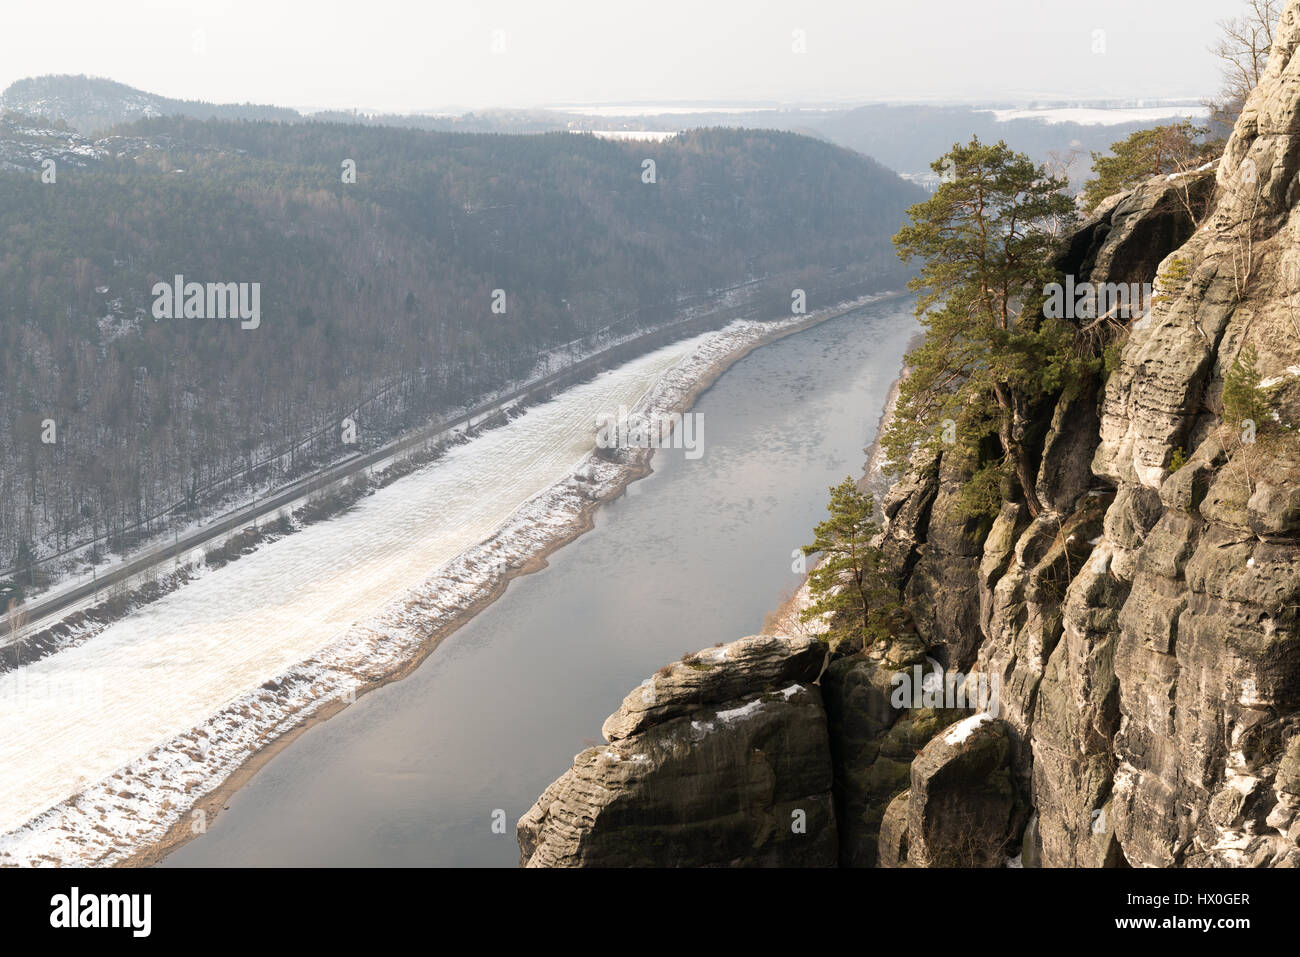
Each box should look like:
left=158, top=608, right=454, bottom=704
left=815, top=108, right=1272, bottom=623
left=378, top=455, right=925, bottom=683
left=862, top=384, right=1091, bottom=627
left=517, top=636, right=839, bottom=867
left=520, top=3, right=1300, bottom=868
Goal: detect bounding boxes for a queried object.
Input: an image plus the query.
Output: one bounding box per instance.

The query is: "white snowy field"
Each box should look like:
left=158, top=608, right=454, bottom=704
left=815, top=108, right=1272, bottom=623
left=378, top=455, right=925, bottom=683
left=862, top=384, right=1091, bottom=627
left=983, top=106, right=1207, bottom=126
left=0, top=305, right=868, bottom=866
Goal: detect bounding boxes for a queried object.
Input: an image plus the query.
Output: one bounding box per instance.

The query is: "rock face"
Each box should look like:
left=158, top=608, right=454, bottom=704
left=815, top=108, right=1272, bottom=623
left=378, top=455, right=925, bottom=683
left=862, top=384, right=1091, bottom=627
left=521, top=2, right=1300, bottom=868
left=821, top=650, right=962, bottom=866
left=517, top=635, right=839, bottom=867
left=850, top=153, right=1217, bottom=869
left=872, top=2, right=1300, bottom=869
left=1083, top=5, right=1300, bottom=868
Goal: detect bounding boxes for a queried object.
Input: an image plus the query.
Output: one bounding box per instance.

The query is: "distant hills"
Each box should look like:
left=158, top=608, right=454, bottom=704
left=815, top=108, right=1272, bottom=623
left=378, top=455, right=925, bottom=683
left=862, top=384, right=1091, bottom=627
left=0, top=75, right=592, bottom=137
left=1, top=75, right=1208, bottom=187
left=0, top=74, right=300, bottom=133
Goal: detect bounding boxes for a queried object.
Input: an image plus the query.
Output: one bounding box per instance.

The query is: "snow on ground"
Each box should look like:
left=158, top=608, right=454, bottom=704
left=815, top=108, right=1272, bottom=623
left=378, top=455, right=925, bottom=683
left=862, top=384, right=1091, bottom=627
left=716, top=699, right=765, bottom=723
left=0, top=300, right=879, bottom=866
left=11, top=279, right=757, bottom=611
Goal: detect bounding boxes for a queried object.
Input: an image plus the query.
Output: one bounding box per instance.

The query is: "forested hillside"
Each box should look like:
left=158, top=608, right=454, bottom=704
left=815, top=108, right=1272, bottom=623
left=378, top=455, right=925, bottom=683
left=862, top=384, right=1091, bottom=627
left=0, top=74, right=300, bottom=133
left=0, top=115, right=919, bottom=584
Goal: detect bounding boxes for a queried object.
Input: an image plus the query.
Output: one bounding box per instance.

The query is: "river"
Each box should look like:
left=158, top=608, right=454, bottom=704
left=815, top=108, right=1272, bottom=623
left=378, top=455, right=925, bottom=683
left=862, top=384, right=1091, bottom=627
left=163, top=299, right=917, bottom=867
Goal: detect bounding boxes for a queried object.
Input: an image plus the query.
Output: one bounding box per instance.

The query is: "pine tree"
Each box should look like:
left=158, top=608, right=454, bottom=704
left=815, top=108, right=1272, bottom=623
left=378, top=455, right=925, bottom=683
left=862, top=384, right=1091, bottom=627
left=1081, top=122, right=1217, bottom=213
left=1222, top=343, right=1270, bottom=431
left=800, top=478, right=900, bottom=653
left=886, top=137, right=1085, bottom=519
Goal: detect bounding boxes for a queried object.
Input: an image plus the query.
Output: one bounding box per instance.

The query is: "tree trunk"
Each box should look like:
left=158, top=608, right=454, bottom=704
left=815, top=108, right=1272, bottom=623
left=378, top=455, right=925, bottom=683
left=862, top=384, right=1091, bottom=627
left=994, top=384, right=1043, bottom=518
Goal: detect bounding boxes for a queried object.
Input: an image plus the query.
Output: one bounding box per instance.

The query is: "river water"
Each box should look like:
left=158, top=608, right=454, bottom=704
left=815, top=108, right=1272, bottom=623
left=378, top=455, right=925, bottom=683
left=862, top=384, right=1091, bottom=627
left=164, top=299, right=917, bottom=867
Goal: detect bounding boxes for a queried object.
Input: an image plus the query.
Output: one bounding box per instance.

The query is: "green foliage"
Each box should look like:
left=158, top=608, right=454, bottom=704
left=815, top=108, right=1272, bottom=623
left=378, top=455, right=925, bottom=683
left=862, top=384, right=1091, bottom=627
left=1169, top=447, right=1188, bottom=472
left=1222, top=344, right=1271, bottom=429
left=1081, top=122, right=1217, bottom=213
left=1160, top=257, right=1191, bottom=285
left=800, top=478, right=901, bottom=653
left=1102, top=339, right=1127, bottom=379
left=955, top=459, right=1010, bottom=521
left=884, top=136, right=1087, bottom=519
left=1155, top=257, right=1191, bottom=304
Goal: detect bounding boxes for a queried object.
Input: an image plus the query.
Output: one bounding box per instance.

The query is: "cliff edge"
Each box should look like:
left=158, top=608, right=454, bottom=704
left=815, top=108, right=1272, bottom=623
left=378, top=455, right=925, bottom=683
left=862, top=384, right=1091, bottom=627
left=519, top=2, right=1300, bottom=868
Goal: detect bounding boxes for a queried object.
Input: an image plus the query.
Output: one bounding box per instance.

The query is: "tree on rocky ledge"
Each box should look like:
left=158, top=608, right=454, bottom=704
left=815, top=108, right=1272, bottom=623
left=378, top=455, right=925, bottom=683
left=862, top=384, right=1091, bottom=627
left=1080, top=122, right=1218, bottom=214
left=887, top=137, right=1084, bottom=520
left=800, top=478, right=900, bottom=652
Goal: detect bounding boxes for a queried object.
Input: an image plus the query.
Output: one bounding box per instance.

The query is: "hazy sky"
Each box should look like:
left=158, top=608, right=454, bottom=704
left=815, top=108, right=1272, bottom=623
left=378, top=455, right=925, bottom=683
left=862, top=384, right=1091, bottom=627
left=0, top=0, right=1246, bottom=112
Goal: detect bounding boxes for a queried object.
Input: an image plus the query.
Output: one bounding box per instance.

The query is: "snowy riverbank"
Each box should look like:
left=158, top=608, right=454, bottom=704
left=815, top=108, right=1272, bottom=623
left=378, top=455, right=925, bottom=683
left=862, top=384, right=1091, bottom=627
left=0, top=293, right=898, bottom=867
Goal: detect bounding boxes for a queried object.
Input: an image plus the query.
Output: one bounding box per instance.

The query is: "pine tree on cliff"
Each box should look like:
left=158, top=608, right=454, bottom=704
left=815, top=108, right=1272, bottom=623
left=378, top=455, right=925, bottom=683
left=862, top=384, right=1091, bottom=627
left=1081, top=122, right=1217, bottom=214
left=887, top=137, right=1085, bottom=520
left=1222, top=343, right=1271, bottom=434
left=800, top=478, right=900, bottom=652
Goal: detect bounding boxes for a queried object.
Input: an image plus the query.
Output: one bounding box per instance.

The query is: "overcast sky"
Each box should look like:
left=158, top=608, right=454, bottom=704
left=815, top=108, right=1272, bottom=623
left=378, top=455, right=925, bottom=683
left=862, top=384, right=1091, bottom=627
left=0, top=0, right=1246, bottom=112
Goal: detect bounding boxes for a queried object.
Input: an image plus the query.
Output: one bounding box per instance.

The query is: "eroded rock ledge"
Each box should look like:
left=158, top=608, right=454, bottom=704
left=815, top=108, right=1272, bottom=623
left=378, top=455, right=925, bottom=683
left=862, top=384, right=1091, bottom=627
left=518, top=635, right=839, bottom=867
left=520, top=2, right=1300, bottom=868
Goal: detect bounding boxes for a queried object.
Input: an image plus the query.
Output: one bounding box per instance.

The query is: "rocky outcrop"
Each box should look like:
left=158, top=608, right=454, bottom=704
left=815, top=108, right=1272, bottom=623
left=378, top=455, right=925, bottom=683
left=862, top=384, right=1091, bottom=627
left=521, top=2, right=1300, bottom=869
left=600, top=634, right=829, bottom=741
left=876, top=1, right=1300, bottom=869
left=861, top=161, right=1217, bottom=869
left=877, top=789, right=912, bottom=867
left=821, top=649, right=962, bottom=866
left=1082, top=5, right=1300, bottom=868
left=904, top=714, right=1019, bottom=867
left=901, top=453, right=990, bottom=671
left=517, top=635, right=838, bottom=867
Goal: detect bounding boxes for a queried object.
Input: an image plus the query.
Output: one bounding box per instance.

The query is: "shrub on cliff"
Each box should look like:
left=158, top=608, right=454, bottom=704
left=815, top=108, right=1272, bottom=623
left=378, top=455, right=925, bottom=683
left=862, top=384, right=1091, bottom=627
left=801, top=478, right=902, bottom=652
left=1222, top=343, right=1272, bottom=435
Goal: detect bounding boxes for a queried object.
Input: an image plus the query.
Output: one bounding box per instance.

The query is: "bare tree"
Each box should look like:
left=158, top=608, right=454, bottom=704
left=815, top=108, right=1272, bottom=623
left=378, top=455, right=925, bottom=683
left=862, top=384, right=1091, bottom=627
left=1209, top=0, right=1284, bottom=131
left=1046, top=147, right=1085, bottom=234
left=1168, top=149, right=1218, bottom=230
